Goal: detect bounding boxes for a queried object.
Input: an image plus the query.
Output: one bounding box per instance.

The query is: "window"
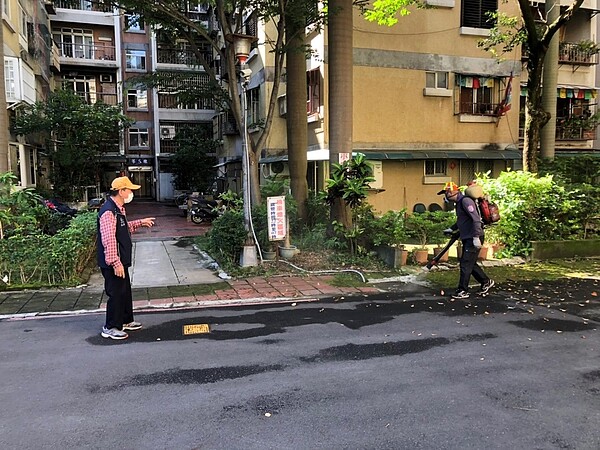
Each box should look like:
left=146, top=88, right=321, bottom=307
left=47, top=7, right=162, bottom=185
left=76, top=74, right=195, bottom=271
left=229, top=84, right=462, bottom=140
left=246, top=87, right=260, bottom=127
left=126, top=50, right=146, bottom=70
left=426, top=71, right=448, bottom=89
left=425, top=160, right=447, bottom=176
left=125, top=14, right=145, bottom=31
left=129, top=128, right=149, bottom=147
left=3, top=0, right=9, bottom=17
left=62, top=75, right=97, bottom=104
left=53, top=28, right=94, bottom=58
left=4, top=57, right=18, bottom=101
left=456, top=74, right=501, bottom=115
left=461, top=0, right=497, bottom=29
left=19, top=6, right=27, bottom=39
left=307, top=69, right=320, bottom=115
left=127, top=89, right=148, bottom=109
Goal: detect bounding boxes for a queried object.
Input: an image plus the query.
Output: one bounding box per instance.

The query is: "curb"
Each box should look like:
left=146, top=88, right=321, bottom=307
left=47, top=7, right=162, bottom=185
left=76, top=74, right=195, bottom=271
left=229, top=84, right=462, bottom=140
left=0, top=295, right=323, bottom=321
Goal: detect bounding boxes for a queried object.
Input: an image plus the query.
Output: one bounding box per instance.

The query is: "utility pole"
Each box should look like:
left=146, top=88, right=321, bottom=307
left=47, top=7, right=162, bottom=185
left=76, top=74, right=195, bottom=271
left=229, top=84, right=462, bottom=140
left=540, top=0, right=560, bottom=160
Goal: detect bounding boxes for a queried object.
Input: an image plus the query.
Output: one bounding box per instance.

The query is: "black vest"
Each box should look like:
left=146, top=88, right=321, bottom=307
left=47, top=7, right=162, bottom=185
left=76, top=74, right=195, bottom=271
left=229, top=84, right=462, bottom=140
left=97, top=198, right=133, bottom=268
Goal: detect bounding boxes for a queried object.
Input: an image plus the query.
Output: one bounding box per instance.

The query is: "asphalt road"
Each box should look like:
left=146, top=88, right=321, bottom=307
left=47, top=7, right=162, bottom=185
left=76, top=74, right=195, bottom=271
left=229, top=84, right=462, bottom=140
left=1, top=293, right=598, bottom=450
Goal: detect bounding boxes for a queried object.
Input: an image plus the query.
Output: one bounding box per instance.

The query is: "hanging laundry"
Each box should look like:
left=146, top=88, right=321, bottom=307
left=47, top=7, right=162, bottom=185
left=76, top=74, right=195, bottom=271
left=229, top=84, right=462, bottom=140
left=486, top=78, right=495, bottom=88
left=559, top=88, right=567, bottom=98
left=465, top=77, right=473, bottom=88
left=473, top=77, right=481, bottom=89
left=567, top=89, right=573, bottom=98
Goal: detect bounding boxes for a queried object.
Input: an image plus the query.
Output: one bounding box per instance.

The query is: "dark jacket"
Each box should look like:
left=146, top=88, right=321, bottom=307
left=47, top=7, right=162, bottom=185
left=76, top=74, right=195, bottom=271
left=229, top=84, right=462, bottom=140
left=453, top=193, right=483, bottom=240
left=97, top=197, right=133, bottom=268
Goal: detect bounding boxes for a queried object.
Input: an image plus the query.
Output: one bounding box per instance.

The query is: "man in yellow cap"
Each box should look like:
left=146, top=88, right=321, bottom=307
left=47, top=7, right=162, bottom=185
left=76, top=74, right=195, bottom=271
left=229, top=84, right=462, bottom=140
left=438, top=182, right=494, bottom=299
left=97, top=176, right=155, bottom=340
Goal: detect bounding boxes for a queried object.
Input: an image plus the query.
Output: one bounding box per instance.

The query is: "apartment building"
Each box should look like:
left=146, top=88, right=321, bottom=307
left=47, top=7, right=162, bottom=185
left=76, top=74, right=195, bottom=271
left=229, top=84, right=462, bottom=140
left=2, top=0, right=58, bottom=188
left=520, top=0, right=600, bottom=153
left=245, top=0, right=522, bottom=215
left=46, top=1, right=217, bottom=201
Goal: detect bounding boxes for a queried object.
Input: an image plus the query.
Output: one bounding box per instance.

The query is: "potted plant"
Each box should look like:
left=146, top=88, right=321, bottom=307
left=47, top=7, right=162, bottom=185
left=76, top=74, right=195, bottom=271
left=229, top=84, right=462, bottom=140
left=404, top=210, right=456, bottom=264
left=370, top=209, right=408, bottom=267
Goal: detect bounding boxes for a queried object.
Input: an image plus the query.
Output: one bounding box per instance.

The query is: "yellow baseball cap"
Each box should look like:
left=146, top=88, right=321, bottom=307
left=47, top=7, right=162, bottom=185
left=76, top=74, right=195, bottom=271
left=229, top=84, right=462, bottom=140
left=437, top=181, right=459, bottom=195
left=111, top=176, right=141, bottom=190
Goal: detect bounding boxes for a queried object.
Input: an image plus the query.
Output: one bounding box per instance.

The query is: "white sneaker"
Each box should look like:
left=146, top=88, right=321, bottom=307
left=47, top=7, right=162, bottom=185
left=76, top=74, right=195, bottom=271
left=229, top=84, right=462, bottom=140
left=101, top=327, right=128, bottom=340
left=123, top=321, right=142, bottom=331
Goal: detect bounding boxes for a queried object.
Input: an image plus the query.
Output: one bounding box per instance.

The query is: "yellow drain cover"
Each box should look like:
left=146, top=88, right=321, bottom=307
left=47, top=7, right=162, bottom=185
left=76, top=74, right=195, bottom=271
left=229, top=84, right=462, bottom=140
left=183, top=324, right=210, bottom=335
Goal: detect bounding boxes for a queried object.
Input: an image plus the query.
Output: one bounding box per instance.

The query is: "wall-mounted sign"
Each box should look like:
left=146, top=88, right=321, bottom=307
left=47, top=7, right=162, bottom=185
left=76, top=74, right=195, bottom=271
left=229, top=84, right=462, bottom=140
left=267, top=196, right=286, bottom=241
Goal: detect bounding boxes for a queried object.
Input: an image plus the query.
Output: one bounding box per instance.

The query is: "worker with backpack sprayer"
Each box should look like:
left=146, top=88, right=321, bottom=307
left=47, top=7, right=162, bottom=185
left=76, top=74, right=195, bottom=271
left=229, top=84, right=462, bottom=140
left=432, top=181, right=495, bottom=299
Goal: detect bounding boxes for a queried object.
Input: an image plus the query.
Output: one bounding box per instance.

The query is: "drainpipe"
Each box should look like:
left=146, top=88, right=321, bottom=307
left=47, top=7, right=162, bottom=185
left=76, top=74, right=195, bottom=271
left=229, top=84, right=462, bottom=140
left=540, top=0, right=560, bottom=160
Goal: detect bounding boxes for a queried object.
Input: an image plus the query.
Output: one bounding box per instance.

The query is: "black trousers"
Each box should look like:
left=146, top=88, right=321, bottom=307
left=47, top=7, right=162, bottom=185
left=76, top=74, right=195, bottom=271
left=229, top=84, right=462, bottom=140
left=458, top=238, right=490, bottom=292
left=101, top=267, right=134, bottom=330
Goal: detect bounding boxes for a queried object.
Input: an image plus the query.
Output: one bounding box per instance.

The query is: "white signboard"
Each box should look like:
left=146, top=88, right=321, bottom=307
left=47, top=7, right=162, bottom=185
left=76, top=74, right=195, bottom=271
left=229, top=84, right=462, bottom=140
left=267, top=196, right=287, bottom=241
left=339, top=153, right=350, bottom=164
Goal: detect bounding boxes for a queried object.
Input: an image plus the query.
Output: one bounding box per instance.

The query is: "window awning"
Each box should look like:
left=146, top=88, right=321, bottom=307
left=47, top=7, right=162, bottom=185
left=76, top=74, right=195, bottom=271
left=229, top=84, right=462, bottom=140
left=358, top=150, right=522, bottom=160
left=259, top=148, right=521, bottom=163
left=520, top=83, right=598, bottom=99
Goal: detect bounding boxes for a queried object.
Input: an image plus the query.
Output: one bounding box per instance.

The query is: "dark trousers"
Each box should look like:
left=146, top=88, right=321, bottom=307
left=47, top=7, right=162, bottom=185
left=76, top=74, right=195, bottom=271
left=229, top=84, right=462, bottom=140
left=101, top=267, right=134, bottom=330
left=458, top=238, right=490, bottom=292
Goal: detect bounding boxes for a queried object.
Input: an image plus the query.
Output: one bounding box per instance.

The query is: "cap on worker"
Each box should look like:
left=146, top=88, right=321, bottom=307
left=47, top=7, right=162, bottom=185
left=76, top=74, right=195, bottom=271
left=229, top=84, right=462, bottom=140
left=111, top=176, right=141, bottom=191
left=437, top=181, right=459, bottom=195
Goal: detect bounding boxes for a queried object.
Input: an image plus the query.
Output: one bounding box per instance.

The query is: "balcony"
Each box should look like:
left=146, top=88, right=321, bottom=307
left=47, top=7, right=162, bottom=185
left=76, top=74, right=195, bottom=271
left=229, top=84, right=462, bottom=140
left=456, top=102, right=501, bottom=116
left=55, top=41, right=117, bottom=67
left=158, top=93, right=214, bottom=110
left=55, top=0, right=113, bottom=12
left=559, top=41, right=599, bottom=66
left=157, top=47, right=213, bottom=67
left=72, top=92, right=118, bottom=106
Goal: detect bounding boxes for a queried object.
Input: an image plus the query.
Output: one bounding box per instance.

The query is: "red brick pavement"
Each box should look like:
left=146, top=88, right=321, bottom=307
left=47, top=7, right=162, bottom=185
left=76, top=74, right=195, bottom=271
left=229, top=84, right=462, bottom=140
left=116, top=201, right=381, bottom=310
left=125, top=200, right=208, bottom=241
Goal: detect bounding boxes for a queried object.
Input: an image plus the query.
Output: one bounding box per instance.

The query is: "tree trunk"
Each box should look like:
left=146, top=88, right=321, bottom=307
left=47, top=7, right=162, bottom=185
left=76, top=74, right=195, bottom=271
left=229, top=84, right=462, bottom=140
left=285, top=6, right=309, bottom=221
left=523, top=50, right=550, bottom=173
left=0, top=1, right=8, bottom=174
left=327, top=0, right=353, bottom=229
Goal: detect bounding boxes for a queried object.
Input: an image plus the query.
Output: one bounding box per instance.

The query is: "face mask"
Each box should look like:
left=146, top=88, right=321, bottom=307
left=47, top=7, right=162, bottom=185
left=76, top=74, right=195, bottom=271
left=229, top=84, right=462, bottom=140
left=124, top=192, right=134, bottom=204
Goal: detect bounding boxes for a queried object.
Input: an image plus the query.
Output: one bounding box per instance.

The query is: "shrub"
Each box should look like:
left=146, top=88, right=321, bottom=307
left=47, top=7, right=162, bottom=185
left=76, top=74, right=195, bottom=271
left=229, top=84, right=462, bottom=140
left=476, top=171, right=578, bottom=256
left=204, top=209, right=247, bottom=265
left=0, top=211, right=97, bottom=288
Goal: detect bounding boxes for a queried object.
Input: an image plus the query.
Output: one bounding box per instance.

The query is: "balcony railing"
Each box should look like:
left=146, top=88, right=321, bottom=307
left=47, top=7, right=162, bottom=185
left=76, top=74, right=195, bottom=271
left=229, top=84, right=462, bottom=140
left=156, top=47, right=213, bottom=66
left=55, top=41, right=115, bottom=61
left=457, top=102, right=501, bottom=116
left=71, top=92, right=118, bottom=105
left=518, top=124, right=597, bottom=140
left=55, top=0, right=113, bottom=12
left=559, top=42, right=599, bottom=65
left=158, top=93, right=214, bottom=110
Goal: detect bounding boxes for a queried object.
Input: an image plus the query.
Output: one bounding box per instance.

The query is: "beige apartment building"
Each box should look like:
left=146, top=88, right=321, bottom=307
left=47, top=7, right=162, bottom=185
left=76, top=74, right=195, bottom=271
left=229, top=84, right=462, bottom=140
left=2, top=0, right=58, bottom=188
left=246, top=0, right=599, bottom=215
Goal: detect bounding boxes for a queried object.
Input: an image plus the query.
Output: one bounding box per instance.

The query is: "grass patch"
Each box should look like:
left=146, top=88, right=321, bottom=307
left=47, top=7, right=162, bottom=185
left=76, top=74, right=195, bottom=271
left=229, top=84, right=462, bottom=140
left=424, top=257, right=600, bottom=288
left=328, top=273, right=370, bottom=287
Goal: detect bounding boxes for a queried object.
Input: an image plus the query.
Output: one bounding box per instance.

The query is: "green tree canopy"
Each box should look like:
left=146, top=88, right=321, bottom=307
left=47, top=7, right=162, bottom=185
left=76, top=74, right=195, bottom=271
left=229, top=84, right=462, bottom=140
left=13, top=90, right=133, bottom=200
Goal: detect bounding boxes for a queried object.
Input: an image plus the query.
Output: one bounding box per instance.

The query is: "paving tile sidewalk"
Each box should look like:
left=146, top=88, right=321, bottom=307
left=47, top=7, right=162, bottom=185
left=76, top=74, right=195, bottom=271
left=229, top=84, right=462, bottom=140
left=0, top=275, right=381, bottom=318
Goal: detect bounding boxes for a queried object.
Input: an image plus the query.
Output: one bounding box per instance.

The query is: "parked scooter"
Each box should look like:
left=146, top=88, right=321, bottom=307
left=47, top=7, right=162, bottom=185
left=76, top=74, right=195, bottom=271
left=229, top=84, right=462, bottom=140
left=189, top=197, right=223, bottom=224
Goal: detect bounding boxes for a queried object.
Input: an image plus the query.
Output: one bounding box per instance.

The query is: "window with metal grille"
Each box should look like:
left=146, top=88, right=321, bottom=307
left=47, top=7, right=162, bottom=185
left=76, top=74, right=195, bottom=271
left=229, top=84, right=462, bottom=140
left=461, top=0, right=497, bottom=29
left=425, top=159, right=447, bottom=176
left=246, top=87, right=260, bottom=127
left=245, top=13, right=258, bottom=50
left=307, top=69, right=320, bottom=115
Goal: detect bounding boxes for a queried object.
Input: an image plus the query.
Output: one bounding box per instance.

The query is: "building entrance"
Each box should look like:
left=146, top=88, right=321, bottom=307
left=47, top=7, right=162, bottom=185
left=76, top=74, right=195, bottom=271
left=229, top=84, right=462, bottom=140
left=129, top=170, right=154, bottom=198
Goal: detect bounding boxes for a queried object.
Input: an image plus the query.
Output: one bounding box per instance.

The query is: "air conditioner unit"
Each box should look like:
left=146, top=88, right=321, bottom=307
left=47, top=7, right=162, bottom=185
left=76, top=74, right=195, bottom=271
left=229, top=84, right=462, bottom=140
left=268, top=161, right=290, bottom=177
left=100, top=74, right=113, bottom=83
left=366, top=161, right=383, bottom=190
left=160, top=125, right=176, bottom=139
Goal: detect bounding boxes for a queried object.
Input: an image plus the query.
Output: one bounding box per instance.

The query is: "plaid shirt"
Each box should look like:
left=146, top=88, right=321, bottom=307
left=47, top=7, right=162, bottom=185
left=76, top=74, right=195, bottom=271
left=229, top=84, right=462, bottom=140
left=98, top=202, right=143, bottom=269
